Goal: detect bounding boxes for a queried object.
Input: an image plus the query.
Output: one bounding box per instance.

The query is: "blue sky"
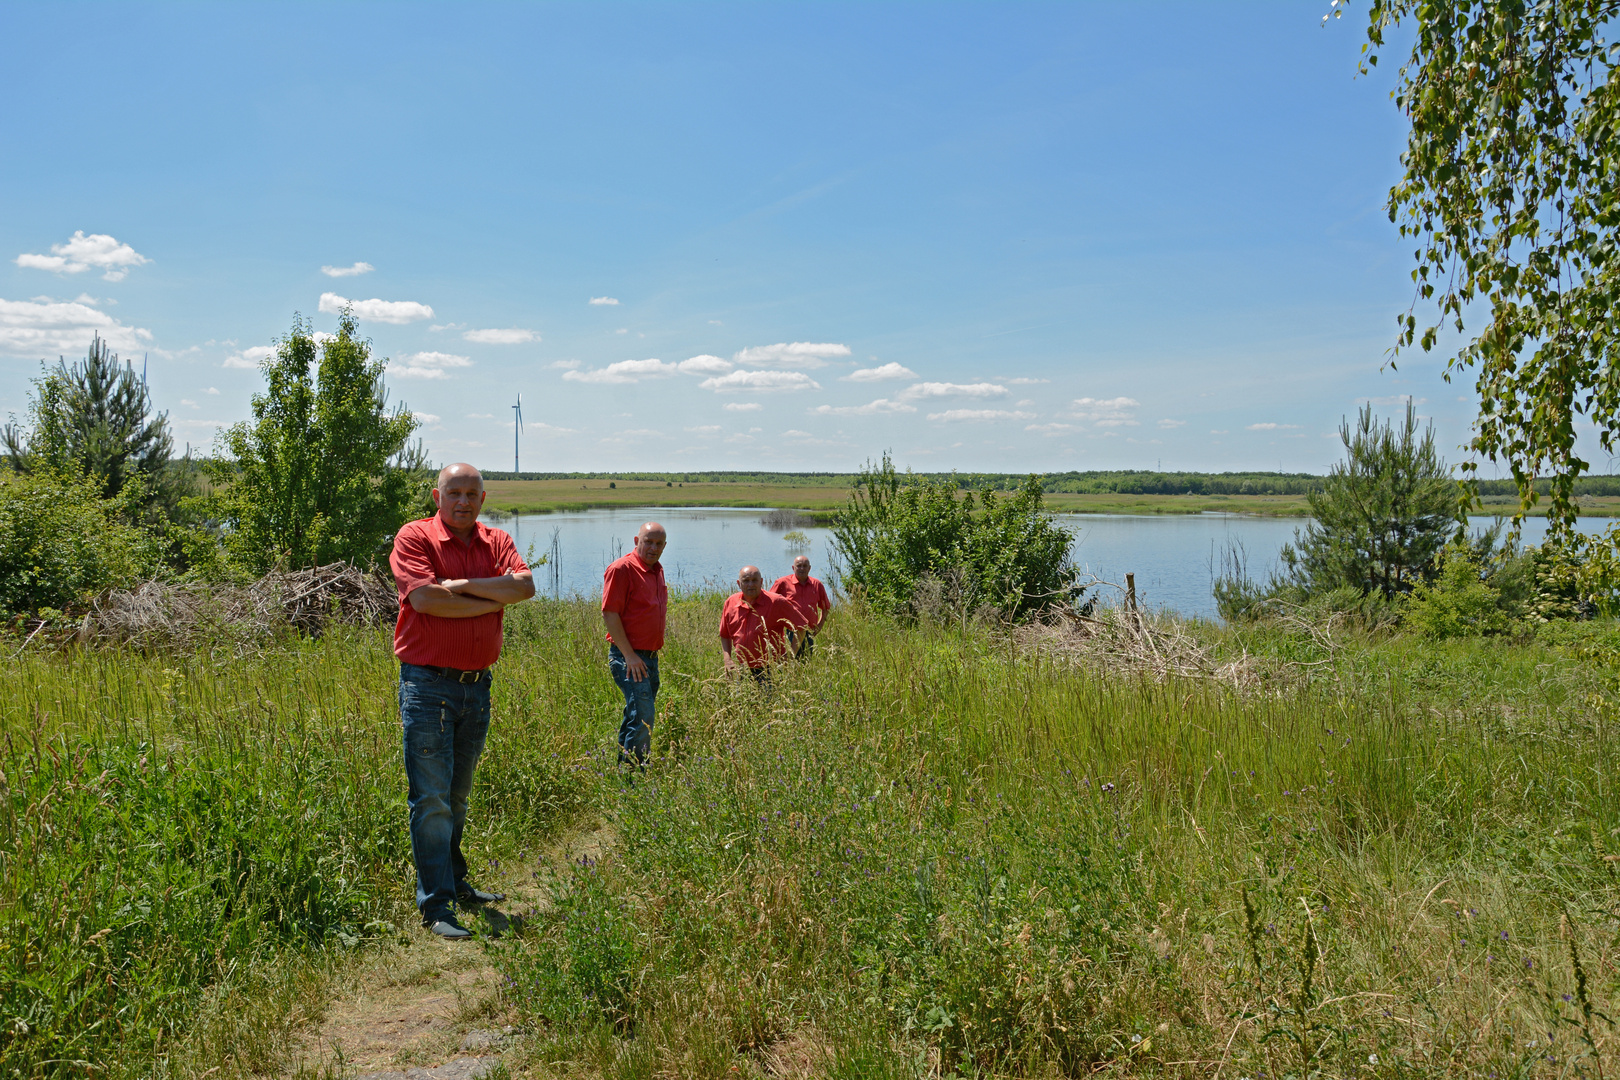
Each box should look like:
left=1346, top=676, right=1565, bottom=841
left=2, top=2, right=1514, bottom=475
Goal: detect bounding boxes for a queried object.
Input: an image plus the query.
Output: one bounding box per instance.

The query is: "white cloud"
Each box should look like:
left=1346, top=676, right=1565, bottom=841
left=1157, top=418, right=1187, bottom=429
left=732, top=342, right=851, bottom=369
left=320, top=261, right=374, bottom=278
left=429, top=322, right=466, bottom=332
left=724, top=402, right=762, bottom=412
left=811, top=398, right=917, bottom=417
left=413, top=412, right=442, bottom=426
left=899, top=381, right=1010, bottom=401
left=0, top=296, right=153, bottom=357
left=1070, top=396, right=1141, bottom=427
left=928, top=409, right=1036, bottom=422
left=783, top=429, right=815, bottom=438
left=678, top=354, right=733, bottom=375
left=468, top=413, right=495, bottom=419
left=223, top=344, right=275, bottom=369
left=708, top=319, right=723, bottom=325
left=685, top=424, right=722, bottom=433
left=318, top=292, right=433, bottom=324
left=389, top=351, right=473, bottom=380
left=1026, top=422, right=1077, bottom=435
left=589, top=296, right=620, bottom=305
left=1001, top=377, right=1048, bottom=386
left=16, top=231, right=150, bottom=281
left=549, top=359, right=582, bottom=370
left=1357, top=394, right=1425, bottom=406
left=614, top=328, right=628, bottom=334
left=563, top=358, right=681, bottom=384
left=533, top=422, right=578, bottom=435
left=205, top=386, right=219, bottom=395
left=1210, top=429, right=1230, bottom=435
left=700, top=370, right=821, bottom=393
left=180, top=399, right=198, bottom=408
left=1246, top=422, right=1301, bottom=431
left=73, top=293, right=99, bottom=305
left=842, top=362, right=916, bottom=383
left=463, top=328, right=537, bottom=344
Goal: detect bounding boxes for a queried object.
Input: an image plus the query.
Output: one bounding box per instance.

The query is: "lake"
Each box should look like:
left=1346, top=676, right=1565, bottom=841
left=485, top=506, right=1608, bottom=620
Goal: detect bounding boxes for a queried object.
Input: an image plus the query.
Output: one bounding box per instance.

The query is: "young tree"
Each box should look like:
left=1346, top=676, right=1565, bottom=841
left=1279, top=402, right=1457, bottom=597
left=1, top=336, right=188, bottom=519
left=1349, top=0, right=1620, bottom=532
left=832, top=453, right=1081, bottom=621
left=211, top=312, right=426, bottom=572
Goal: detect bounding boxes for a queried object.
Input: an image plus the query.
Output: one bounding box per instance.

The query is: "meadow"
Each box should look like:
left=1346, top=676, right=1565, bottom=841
left=3, top=598, right=1618, bottom=1077
left=479, top=477, right=1620, bottom=519
left=479, top=479, right=1321, bottom=519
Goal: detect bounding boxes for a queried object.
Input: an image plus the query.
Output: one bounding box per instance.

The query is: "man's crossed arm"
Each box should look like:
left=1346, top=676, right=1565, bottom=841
left=409, top=570, right=536, bottom=618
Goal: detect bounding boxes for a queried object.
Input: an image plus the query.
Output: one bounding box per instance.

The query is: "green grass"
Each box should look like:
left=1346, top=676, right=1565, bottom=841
left=5, top=602, right=1620, bottom=1077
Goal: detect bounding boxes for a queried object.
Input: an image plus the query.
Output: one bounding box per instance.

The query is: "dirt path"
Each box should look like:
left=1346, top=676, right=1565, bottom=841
left=284, top=821, right=616, bottom=1080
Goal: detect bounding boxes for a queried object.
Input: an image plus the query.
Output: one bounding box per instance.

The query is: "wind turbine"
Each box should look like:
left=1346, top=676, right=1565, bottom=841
left=512, top=394, right=524, bottom=475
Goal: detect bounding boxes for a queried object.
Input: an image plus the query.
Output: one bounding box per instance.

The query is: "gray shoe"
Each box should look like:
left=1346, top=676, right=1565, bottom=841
left=426, top=916, right=473, bottom=940
left=457, top=885, right=505, bottom=904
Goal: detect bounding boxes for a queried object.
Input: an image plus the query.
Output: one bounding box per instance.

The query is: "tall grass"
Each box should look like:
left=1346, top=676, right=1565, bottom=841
left=492, top=606, right=1620, bottom=1077
left=4, top=598, right=1619, bottom=1077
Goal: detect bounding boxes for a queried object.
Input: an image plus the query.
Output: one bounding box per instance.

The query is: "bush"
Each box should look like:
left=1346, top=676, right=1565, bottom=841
left=1402, top=544, right=1516, bottom=638
left=831, top=454, right=1081, bottom=621
left=0, top=467, right=159, bottom=619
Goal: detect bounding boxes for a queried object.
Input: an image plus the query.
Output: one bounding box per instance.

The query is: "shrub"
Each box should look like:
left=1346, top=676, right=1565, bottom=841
left=0, top=467, right=158, bottom=619
left=1402, top=544, right=1515, bottom=638
left=832, top=454, right=1080, bottom=621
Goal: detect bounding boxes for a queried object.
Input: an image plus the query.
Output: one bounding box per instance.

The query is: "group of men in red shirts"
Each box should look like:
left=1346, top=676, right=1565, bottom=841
left=601, top=524, right=831, bottom=761
left=389, top=466, right=832, bottom=938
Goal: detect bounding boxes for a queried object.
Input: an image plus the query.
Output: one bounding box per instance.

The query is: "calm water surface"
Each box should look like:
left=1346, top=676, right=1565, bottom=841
left=485, top=506, right=1607, bottom=621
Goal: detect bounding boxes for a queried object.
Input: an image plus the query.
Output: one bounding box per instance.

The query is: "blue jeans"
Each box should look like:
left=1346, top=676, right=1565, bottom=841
left=400, top=663, right=492, bottom=920
left=609, top=645, right=659, bottom=763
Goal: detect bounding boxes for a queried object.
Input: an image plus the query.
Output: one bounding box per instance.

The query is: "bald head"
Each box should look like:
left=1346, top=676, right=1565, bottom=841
left=433, top=463, right=486, bottom=538
left=792, top=555, right=811, bottom=580
left=633, top=521, right=667, bottom=565
left=738, top=564, right=764, bottom=600
left=437, top=462, right=483, bottom=491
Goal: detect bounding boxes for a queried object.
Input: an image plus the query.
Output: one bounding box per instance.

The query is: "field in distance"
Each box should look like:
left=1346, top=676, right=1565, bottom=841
left=479, top=474, right=1620, bottom=519
left=479, top=477, right=1320, bottom=518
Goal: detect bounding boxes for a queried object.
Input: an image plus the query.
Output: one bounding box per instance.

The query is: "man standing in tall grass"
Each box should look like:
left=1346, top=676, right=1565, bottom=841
left=391, top=463, right=534, bottom=940
left=721, top=565, right=793, bottom=684
left=602, top=522, right=669, bottom=766
left=769, top=554, right=831, bottom=658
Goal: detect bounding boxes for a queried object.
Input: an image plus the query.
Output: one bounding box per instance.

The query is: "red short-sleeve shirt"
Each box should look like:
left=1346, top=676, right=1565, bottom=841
left=391, top=515, right=528, bottom=670
left=601, top=551, right=668, bottom=652
left=718, top=591, right=793, bottom=668
left=768, top=574, right=831, bottom=630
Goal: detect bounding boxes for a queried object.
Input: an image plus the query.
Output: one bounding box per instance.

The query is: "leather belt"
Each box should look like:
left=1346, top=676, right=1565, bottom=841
left=413, top=664, right=489, bottom=683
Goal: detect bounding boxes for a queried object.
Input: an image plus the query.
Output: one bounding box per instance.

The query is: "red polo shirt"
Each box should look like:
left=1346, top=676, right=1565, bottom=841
left=601, top=551, right=668, bottom=651
left=719, top=591, right=792, bottom=668
left=768, top=574, right=831, bottom=630
left=391, top=515, right=528, bottom=670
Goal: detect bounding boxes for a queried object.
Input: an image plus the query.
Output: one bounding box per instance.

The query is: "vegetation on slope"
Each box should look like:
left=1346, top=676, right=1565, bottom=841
left=5, top=598, right=1619, bottom=1077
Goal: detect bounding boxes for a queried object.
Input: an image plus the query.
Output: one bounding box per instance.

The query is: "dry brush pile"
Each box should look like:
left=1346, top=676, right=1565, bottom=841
left=75, top=562, right=397, bottom=651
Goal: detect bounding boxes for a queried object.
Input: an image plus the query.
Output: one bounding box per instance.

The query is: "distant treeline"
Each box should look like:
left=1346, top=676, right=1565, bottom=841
left=476, top=469, right=1620, bottom=497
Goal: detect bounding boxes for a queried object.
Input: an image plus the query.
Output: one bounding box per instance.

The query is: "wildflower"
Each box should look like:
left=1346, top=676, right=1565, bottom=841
left=1102, top=782, right=1115, bottom=792
left=1368, top=1053, right=1378, bottom=1065
left=1500, top=930, right=1509, bottom=940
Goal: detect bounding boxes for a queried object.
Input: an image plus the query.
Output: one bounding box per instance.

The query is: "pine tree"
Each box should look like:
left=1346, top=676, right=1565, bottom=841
left=1279, top=402, right=1457, bottom=598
